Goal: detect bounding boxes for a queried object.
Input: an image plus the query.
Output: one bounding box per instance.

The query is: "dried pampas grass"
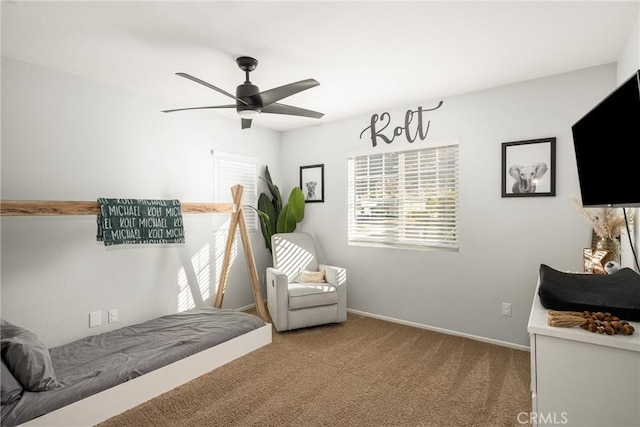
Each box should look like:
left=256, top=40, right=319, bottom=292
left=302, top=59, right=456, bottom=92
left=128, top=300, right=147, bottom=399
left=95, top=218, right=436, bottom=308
left=571, top=196, right=635, bottom=239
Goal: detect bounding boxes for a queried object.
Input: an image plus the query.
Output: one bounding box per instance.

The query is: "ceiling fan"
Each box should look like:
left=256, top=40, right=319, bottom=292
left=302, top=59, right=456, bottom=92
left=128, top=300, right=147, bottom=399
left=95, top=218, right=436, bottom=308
left=162, top=56, right=324, bottom=129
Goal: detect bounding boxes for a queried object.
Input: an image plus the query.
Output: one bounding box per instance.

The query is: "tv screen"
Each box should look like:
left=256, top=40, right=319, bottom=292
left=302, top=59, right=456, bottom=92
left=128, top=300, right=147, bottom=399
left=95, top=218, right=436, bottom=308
left=572, top=70, right=640, bottom=207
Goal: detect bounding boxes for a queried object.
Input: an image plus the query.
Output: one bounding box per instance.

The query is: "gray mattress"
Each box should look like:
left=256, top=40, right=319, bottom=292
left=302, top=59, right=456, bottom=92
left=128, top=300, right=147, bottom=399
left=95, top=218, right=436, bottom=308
left=1, top=308, right=265, bottom=427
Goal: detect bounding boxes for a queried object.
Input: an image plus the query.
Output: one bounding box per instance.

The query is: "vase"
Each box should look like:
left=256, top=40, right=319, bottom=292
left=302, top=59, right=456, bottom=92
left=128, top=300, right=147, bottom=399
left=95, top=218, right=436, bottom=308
left=596, top=237, right=621, bottom=264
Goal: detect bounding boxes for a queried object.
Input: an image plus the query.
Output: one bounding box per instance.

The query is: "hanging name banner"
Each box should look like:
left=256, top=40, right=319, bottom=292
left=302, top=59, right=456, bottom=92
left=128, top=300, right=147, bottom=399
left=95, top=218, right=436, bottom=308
left=97, top=198, right=185, bottom=246
left=359, top=101, right=443, bottom=147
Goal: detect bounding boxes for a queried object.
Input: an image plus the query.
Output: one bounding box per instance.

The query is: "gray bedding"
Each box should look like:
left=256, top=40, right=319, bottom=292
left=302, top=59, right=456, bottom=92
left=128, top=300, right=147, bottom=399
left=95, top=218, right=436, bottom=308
left=1, top=308, right=265, bottom=427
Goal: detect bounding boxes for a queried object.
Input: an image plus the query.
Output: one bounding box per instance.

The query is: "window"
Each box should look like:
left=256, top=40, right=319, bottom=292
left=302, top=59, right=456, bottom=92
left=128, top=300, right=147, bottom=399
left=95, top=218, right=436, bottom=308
left=213, top=151, right=258, bottom=231
left=347, top=143, right=459, bottom=251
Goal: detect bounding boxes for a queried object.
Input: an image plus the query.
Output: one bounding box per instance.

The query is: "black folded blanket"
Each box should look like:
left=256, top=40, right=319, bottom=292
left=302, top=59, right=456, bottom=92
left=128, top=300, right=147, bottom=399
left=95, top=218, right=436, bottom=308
left=97, top=198, right=185, bottom=246
left=538, top=264, right=640, bottom=321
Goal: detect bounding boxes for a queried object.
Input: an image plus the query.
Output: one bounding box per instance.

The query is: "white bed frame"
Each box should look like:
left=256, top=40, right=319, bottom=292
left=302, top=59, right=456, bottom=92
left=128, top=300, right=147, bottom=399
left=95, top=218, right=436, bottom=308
left=19, top=323, right=272, bottom=426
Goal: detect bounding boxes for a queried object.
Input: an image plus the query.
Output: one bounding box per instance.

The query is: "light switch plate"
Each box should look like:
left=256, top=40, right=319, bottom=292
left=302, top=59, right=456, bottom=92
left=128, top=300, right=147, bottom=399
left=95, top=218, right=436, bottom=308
left=501, top=302, right=512, bottom=317
left=89, top=311, right=101, bottom=328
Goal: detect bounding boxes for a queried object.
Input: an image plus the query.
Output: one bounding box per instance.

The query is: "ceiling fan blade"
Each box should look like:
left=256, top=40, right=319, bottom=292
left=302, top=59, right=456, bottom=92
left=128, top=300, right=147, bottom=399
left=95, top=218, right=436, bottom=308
left=258, top=79, right=319, bottom=107
left=261, top=103, right=324, bottom=119
left=175, top=73, right=248, bottom=106
left=241, top=118, right=252, bottom=129
left=162, top=105, right=236, bottom=113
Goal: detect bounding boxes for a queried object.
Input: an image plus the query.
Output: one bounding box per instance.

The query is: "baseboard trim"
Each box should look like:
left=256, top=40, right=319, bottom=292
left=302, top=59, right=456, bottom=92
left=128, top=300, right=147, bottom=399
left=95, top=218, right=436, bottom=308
left=236, top=303, right=257, bottom=312
left=347, top=308, right=530, bottom=352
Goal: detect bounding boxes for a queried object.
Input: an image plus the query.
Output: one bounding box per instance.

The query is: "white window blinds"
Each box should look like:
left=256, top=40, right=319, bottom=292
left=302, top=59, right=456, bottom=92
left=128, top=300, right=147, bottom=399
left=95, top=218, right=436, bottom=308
left=347, top=144, right=459, bottom=251
left=213, top=151, right=258, bottom=232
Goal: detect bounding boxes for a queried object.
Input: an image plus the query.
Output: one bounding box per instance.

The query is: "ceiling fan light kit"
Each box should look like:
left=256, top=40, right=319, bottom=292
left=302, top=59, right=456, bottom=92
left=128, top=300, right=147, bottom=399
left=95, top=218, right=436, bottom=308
left=237, top=109, right=260, bottom=119
left=163, top=56, right=323, bottom=129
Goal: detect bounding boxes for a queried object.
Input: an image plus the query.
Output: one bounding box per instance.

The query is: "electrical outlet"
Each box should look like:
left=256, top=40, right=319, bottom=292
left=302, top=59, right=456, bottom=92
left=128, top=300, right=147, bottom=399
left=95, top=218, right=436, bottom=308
left=108, top=309, right=119, bottom=324
left=89, top=311, right=101, bottom=328
left=501, top=302, right=512, bottom=317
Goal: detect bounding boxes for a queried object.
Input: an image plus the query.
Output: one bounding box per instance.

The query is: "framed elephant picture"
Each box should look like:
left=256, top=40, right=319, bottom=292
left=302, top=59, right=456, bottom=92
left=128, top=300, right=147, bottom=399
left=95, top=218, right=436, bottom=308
left=501, top=137, right=556, bottom=198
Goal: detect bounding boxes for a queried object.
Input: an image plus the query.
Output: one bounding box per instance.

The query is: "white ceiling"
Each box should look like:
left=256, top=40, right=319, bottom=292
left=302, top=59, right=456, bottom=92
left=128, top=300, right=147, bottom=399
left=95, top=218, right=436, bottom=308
left=2, top=1, right=638, bottom=132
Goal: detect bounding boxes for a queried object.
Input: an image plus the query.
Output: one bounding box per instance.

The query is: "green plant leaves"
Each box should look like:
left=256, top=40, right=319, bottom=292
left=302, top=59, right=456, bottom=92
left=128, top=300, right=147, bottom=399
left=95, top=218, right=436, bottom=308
left=248, top=208, right=269, bottom=251
left=255, top=166, right=306, bottom=252
left=261, top=166, right=282, bottom=214
left=276, top=187, right=306, bottom=233
left=276, top=204, right=296, bottom=233
left=250, top=197, right=274, bottom=251
left=288, top=187, right=305, bottom=223
left=258, top=193, right=278, bottom=235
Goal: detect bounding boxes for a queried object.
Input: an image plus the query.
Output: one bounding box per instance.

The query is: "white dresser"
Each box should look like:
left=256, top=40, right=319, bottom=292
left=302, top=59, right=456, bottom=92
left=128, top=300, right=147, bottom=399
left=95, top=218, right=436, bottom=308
left=527, top=280, right=640, bottom=427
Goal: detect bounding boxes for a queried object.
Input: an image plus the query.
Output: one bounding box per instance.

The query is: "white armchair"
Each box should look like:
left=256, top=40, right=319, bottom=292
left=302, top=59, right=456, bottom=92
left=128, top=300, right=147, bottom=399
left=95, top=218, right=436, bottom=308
left=266, top=232, right=347, bottom=332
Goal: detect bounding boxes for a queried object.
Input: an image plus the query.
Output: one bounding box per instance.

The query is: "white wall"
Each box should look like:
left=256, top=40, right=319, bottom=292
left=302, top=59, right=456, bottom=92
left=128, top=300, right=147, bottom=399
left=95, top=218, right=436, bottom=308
left=280, top=65, right=617, bottom=347
left=1, top=57, right=279, bottom=347
left=616, top=14, right=640, bottom=270
left=617, top=14, right=639, bottom=83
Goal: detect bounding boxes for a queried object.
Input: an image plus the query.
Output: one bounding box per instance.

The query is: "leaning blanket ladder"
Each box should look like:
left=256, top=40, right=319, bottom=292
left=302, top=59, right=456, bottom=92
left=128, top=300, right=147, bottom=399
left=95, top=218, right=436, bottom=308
left=213, top=184, right=267, bottom=319
left=0, top=185, right=271, bottom=426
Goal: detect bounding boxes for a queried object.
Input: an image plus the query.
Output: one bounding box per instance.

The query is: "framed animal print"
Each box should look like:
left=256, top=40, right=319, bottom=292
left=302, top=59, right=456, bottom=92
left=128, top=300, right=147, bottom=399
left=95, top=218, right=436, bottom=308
left=501, top=137, right=556, bottom=198
left=300, top=164, right=324, bottom=203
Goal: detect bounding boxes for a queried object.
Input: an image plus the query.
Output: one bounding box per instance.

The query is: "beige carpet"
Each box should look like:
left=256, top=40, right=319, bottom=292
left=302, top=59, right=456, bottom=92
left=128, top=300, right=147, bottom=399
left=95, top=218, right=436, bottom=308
left=99, top=313, right=531, bottom=427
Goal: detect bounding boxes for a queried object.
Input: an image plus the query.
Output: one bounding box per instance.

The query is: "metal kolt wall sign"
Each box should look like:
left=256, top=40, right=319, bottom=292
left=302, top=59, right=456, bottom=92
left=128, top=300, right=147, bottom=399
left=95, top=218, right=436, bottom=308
left=360, top=101, right=443, bottom=147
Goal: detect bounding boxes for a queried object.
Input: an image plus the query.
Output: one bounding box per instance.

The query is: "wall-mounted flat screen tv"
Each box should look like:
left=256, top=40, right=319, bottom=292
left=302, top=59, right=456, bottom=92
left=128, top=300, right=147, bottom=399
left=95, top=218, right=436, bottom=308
left=572, top=70, right=640, bottom=207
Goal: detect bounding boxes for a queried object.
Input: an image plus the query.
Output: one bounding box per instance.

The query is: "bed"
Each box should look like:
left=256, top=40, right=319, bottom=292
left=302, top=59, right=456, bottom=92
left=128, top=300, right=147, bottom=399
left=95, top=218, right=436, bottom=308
left=1, top=307, right=272, bottom=427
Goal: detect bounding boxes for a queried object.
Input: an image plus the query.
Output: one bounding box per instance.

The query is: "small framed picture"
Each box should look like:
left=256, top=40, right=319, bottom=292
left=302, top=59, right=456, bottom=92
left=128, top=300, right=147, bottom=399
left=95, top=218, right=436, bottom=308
left=501, top=137, right=556, bottom=198
left=300, top=164, right=324, bottom=203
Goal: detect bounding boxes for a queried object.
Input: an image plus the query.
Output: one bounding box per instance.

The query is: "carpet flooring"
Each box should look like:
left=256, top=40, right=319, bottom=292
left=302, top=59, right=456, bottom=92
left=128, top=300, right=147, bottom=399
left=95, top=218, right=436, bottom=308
left=98, top=313, right=531, bottom=427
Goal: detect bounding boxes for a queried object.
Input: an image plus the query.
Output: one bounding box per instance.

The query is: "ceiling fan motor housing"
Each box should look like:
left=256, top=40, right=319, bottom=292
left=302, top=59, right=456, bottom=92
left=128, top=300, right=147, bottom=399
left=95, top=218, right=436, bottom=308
left=236, top=83, right=262, bottom=114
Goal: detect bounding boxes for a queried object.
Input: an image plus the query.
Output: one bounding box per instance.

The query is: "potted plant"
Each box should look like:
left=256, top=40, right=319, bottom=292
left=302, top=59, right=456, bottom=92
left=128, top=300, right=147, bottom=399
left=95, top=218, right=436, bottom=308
left=252, top=166, right=305, bottom=253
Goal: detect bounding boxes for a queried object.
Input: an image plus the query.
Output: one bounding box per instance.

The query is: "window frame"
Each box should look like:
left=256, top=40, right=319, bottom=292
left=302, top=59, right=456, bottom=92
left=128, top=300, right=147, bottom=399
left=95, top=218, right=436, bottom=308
left=212, top=150, right=259, bottom=232
left=347, top=141, right=459, bottom=252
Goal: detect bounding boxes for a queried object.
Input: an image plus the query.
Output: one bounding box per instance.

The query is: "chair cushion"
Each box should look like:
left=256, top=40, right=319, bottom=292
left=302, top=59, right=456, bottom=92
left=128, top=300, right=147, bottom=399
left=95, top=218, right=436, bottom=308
left=297, top=269, right=325, bottom=283
left=288, top=283, right=338, bottom=310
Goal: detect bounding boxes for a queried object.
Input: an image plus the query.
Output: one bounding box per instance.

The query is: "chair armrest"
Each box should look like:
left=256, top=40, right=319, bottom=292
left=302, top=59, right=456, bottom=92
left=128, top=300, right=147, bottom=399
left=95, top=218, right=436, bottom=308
left=266, top=267, right=289, bottom=296
left=266, top=267, right=290, bottom=331
left=319, top=264, right=346, bottom=287
left=319, top=264, right=347, bottom=323
left=266, top=267, right=288, bottom=286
